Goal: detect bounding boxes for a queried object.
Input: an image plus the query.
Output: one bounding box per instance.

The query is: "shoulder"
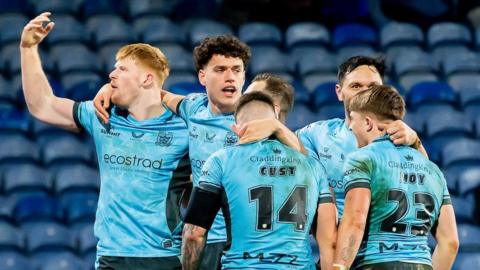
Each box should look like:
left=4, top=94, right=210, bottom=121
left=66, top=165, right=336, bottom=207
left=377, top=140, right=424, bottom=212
left=297, top=118, right=344, bottom=135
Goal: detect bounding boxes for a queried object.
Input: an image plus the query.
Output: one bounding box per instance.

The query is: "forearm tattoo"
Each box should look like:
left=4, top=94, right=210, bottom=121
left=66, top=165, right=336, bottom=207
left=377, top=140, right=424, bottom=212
left=182, top=224, right=206, bottom=270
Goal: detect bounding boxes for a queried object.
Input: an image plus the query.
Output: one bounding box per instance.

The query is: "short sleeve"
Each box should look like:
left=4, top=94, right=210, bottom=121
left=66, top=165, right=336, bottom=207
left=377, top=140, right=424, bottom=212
left=177, top=93, right=206, bottom=122
left=310, top=158, right=333, bottom=204
left=197, top=153, right=224, bottom=194
left=343, top=150, right=373, bottom=194
left=440, top=173, right=452, bottom=205
left=73, top=101, right=96, bottom=135
left=296, top=125, right=320, bottom=159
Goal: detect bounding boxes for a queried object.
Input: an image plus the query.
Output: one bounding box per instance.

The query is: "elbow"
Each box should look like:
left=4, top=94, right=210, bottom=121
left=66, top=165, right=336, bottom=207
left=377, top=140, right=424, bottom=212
left=448, top=237, right=460, bottom=254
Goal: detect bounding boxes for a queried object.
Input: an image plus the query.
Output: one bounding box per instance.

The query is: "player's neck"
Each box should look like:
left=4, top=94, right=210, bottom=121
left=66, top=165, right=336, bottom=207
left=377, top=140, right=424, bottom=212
left=208, top=100, right=234, bottom=115
left=367, top=129, right=387, bottom=145
left=128, top=88, right=165, bottom=121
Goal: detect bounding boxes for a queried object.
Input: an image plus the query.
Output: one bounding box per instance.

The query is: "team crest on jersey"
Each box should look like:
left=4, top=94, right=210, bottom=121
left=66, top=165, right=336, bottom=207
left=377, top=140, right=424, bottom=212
left=273, top=148, right=282, bottom=154
left=156, top=131, right=173, bottom=146
left=224, top=132, right=238, bottom=147
left=405, top=155, right=414, bottom=161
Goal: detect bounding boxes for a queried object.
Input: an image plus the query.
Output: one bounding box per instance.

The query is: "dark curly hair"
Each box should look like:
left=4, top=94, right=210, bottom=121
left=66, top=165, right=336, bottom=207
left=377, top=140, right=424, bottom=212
left=193, top=35, right=251, bottom=72
left=338, top=55, right=386, bottom=85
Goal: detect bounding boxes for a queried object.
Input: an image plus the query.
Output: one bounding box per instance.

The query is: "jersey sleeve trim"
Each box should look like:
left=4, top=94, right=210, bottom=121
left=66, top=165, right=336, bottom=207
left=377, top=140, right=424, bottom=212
left=198, top=181, right=222, bottom=195
left=442, top=197, right=452, bottom=205
left=175, top=99, right=184, bottom=117
left=72, top=102, right=84, bottom=131
left=345, top=180, right=371, bottom=194
left=319, top=193, right=334, bottom=204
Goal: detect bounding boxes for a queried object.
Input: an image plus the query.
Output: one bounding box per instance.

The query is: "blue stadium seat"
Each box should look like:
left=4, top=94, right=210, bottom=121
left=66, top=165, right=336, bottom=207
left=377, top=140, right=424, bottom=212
left=336, top=46, right=377, bottom=65
left=332, top=23, right=377, bottom=48
left=318, top=104, right=344, bottom=120
left=302, top=73, right=338, bottom=93
left=50, top=44, right=101, bottom=75
left=61, top=192, right=98, bottom=225
left=3, top=164, right=51, bottom=195
left=2, top=44, right=52, bottom=76
left=442, top=138, right=480, bottom=168
left=0, top=222, right=24, bottom=251
left=385, top=45, right=423, bottom=70
left=398, top=73, right=439, bottom=91
left=403, top=112, right=424, bottom=136
left=160, top=44, right=195, bottom=74
left=476, top=117, right=480, bottom=138
left=449, top=75, right=480, bottom=108
left=450, top=195, right=475, bottom=223
left=476, top=26, right=480, bottom=49
left=163, top=74, right=198, bottom=90
left=427, top=22, right=472, bottom=48
left=290, top=81, right=310, bottom=105
left=0, top=251, right=31, bottom=269
left=169, top=82, right=205, bottom=96
left=41, top=134, right=92, bottom=166
left=407, top=81, right=457, bottom=107
left=0, top=134, right=39, bottom=164
left=285, top=22, right=330, bottom=50
left=86, top=15, right=134, bottom=47
left=455, top=253, right=480, bottom=270
left=0, top=0, right=30, bottom=13
left=46, top=15, right=88, bottom=45
left=238, top=22, right=282, bottom=47
left=187, top=19, right=233, bottom=46
left=77, top=224, right=97, bottom=255
left=394, top=50, right=437, bottom=76
left=54, top=164, right=99, bottom=194
left=286, top=104, right=319, bottom=131
left=126, top=0, right=177, bottom=18
left=39, top=252, right=84, bottom=270
left=312, top=82, right=340, bottom=110
left=0, top=196, right=16, bottom=223
left=0, top=108, right=30, bottom=134
left=457, top=167, right=480, bottom=196
left=29, top=0, right=83, bottom=15
left=98, top=43, right=124, bottom=72
left=14, top=196, right=60, bottom=224
left=442, top=50, right=480, bottom=76
left=61, top=73, right=103, bottom=99
left=423, top=109, right=473, bottom=149
left=82, top=0, right=126, bottom=17
left=0, top=13, right=27, bottom=45
left=431, top=45, right=470, bottom=67
left=250, top=47, right=293, bottom=76
left=140, top=17, right=187, bottom=45
left=0, top=76, right=15, bottom=105
left=457, top=224, right=480, bottom=251
left=380, top=22, right=423, bottom=49
left=296, top=50, right=336, bottom=77
left=23, top=222, right=75, bottom=253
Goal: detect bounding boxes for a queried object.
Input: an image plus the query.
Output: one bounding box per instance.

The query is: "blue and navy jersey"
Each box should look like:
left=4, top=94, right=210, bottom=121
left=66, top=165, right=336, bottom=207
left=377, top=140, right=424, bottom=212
left=199, top=139, right=333, bottom=269
left=296, top=118, right=357, bottom=219
left=73, top=101, right=190, bottom=257
left=177, top=93, right=238, bottom=243
left=342, top=136, right=451, bottom=268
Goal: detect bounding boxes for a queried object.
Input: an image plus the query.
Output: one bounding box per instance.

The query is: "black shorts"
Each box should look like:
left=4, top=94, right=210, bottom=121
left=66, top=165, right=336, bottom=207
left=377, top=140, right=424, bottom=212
left=97, top=255, right=181, bottom=270
left=198, top=242, right=226, bottom=270
left=358, top=262, right=433, bottom=270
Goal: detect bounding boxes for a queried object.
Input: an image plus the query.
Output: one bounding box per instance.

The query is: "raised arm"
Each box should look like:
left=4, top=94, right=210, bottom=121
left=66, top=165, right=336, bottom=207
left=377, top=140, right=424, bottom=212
left=432, top=205, right=459, bottom=270
left=20, top=12, right=80, bottom=132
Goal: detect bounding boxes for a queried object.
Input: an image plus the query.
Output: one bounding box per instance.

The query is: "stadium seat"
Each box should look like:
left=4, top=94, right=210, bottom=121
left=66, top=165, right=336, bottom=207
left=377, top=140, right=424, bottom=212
left=0, top=77, right=15, bottom=104
left=442, top=50, right=480, bottom=76
left=14, top=196, right=60, bottom=224
left=285, top=22, right=330, bottom=50
left=169, top=82, right=205, bottom=96
left=77, top=224, right=97, bottom=255
left=86, top=15, right=134, bottom=47
left=457, top=167, right=480, bottom=196
left=380, top=22, right=424, bottom=49
left=61, top=73, right=103, bottom=98
left=0, top=0, right=30, bottom=13
left=249, top=47, right=293, bottom=76
left=0, top=222, right=24, bottom=251
left=61, top=192, right=98, bottom=225
left=41, top=134, right=92, bottom=166
left=23, top=222, right=75, bottom=253
left=318, top=104, right=344, bottom=120
left=0, top=196, right=16, bottom=223
left=0, top=108, right=30, bottom=134
left=385, top=45, right=422, bottom=70
left=82, top=0, right=126, bottom=17
left=3, top=164, right=51, bottom=195
left=423, top=109, right=473, bottom=150
left=291, top=81, right=310, bottom=104
left=476, top=26, right=480, bottom=49
left=431, top=45, right=470, bottom=67
left=450, top=195, right=475, bottom=223
left=2, top=44, right=52, bottom=76
left=187, top=19, right=233, bottom=46
left=160, top=44, right=195, bottom=74
left=29, top=0, right=82, bottom=15
left=457, top=224, right=480, bottom=251
left=140, top=17, right=187, bottom=45
left=54, top=164, right=99, bottom=194
left=407, top=81, right=457, bottom=107
left=0, top=13, right=27, bottom=45
left=50, top=44, right=101, bottom=75
left=336, top=46, right=377, bottom=65
left=238, top=22, right=282, bottom=47
left=46, top=15, right=88, bottom=45
left=455, top=253, right=480, bottom=270
left=286, top=104, right=319, bottom=131
left=0, top=134, right=40, bottom=165
left=296, top=50, right=337, bottom=77
left=398, top=73, right=439, bottom=91
left=403, top=112, right=424, bottom=136
left=427, top=22, right=472, bottom=48
left=442, top=138, right=480, bottom=168
left=394, top=50, right=437, bottom=76
left=302, top=74, right=337, bottom=93
left=126, top=0, right=176, bottom=18
left=312, top=82, right=340, bottom=110
left=163, top=74, right=198, bottom=90
left=332, top=23, right=377, bottom=48
left=39, top=252, right=84, bottom=270
left=0, top=251, right=31, bottom=269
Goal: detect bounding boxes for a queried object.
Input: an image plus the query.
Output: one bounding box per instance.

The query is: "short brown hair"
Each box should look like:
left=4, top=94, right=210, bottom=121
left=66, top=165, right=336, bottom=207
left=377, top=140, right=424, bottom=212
left=193, top=35, right=251, bottom=72
left=348, top=85, right=405, bottom=120
left=234, top=91, right=276, bottom=120
left=116, top=43, right=170, bottom=85
left=252, top=73, right=294, bottom=116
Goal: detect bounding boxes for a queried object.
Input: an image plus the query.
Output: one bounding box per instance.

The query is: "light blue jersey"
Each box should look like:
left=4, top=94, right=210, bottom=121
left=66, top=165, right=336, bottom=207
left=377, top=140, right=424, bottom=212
left=73, top=101, right=190, bottom=257
left=198, top=139, right=333, bottom=269
left=177, top=93, right=238, bottom=244
left=297, top=118, right=356, bottom=219
left=343, top=136, right=451, bottom=268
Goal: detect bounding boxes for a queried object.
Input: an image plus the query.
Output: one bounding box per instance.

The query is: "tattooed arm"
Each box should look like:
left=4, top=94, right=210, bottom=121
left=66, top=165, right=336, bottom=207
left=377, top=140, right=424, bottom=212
left=182, top=223, right=207, bottom=270
left=333, top=188, right=371, bottom=268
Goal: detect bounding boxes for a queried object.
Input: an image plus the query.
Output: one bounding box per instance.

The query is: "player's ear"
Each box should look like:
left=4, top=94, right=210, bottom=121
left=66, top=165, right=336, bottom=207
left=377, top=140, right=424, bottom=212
left=273, top=104, right=280, bottom=119
left=198, top=69, right=206, bottom=86
left=365, top=115, right=374, bottom=132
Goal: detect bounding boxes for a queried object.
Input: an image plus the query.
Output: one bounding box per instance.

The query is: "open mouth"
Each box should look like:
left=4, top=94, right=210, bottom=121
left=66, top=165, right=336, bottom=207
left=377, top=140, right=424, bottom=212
left=222, top=86, right=237, bottom=96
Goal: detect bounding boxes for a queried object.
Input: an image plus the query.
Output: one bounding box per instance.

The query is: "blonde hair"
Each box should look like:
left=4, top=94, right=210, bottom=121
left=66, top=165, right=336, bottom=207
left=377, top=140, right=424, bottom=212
left=348, top=85, right=405, bottom=121
left=116, top=43, right=170, bottom=86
